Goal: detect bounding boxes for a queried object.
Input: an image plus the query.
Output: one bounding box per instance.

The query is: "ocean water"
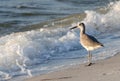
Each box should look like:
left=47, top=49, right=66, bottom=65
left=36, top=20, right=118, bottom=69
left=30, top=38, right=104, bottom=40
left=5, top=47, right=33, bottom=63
left=0, top=0, right=120, bottom=81
left=0, top=0, right=113, bottom=36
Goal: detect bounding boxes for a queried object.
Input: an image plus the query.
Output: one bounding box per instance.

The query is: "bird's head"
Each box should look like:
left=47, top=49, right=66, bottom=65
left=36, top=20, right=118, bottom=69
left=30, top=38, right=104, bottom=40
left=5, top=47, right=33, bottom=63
left=70, top=22, right=85, bottom=30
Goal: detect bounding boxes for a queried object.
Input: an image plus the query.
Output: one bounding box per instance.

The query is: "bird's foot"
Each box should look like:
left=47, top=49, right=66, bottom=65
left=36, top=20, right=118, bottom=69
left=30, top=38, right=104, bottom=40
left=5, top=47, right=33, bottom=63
left=86, top=62, right=93, bottom=66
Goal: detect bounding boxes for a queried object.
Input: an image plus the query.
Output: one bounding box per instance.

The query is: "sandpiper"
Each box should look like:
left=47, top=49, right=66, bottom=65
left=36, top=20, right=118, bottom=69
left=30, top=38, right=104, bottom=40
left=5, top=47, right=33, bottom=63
left=70, top=23, right=104, bottom=66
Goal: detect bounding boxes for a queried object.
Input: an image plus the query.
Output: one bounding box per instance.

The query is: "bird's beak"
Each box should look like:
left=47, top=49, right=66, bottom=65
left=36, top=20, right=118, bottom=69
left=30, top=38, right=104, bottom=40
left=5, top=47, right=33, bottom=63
left=70, top=26, right=77, bottom=30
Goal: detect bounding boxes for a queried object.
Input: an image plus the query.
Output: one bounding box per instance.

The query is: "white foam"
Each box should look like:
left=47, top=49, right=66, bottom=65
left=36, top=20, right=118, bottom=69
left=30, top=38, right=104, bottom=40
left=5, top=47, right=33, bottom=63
left=0, top=26, right=80, bottom=79
left=84, top=1, right=120, bottom=34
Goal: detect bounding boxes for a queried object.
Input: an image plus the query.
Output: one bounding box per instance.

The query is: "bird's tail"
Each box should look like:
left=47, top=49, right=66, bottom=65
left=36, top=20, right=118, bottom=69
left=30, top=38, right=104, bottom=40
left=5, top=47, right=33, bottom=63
left=101, top=44, right=104, bottom=47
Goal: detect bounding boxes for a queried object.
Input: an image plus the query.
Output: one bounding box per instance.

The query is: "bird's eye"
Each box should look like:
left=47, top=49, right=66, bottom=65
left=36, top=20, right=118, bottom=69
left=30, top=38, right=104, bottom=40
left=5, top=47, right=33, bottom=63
left=79, top=23, right=81, bottom=26
left=79, top=23, right=84, bottom=26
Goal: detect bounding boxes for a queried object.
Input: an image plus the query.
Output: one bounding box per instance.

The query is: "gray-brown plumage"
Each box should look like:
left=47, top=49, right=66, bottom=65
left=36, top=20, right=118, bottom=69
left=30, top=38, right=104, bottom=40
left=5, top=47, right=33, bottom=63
left=70, top=23, right=104, bottom=66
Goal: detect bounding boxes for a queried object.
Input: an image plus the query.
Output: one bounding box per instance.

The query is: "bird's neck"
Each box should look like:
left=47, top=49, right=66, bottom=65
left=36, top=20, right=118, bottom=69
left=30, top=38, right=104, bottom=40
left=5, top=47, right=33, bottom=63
left=80, top=28, right=85, bottom=34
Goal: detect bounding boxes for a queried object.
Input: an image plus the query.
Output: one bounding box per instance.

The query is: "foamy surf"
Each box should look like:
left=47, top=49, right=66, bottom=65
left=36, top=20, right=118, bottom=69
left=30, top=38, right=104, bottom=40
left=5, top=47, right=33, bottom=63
left=0, top=1, right=120, bottom=81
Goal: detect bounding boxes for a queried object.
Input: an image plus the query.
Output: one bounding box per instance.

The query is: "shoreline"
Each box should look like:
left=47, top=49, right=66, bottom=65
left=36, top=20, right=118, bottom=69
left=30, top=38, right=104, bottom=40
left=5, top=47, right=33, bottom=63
left=24, top=52, right=120, bottom=81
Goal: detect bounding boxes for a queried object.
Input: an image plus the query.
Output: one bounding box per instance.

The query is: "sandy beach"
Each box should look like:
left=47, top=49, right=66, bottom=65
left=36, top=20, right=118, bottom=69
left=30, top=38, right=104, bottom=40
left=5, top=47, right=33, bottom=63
left=24, top=52, right=120, bottom=81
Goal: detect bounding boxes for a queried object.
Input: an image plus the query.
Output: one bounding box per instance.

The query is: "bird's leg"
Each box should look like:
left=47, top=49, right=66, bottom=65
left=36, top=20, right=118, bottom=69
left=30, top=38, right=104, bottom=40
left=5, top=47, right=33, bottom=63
left=87, top=51, right=92, bottom=66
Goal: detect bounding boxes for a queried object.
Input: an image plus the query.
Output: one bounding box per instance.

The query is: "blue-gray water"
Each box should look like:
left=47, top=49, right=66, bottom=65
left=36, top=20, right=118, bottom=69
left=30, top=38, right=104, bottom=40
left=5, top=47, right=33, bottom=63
left=0, top=0, right=114, bottom=35
left=0, top=0, right=120, bottom=81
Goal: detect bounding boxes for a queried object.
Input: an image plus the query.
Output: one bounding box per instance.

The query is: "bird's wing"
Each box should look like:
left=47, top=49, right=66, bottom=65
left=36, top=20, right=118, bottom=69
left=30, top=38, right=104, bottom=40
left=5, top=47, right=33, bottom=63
left=87, top=34, right=104, bottom=46
left=87, top=34, right=100, bottom=43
